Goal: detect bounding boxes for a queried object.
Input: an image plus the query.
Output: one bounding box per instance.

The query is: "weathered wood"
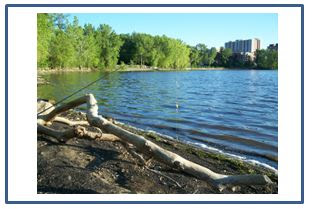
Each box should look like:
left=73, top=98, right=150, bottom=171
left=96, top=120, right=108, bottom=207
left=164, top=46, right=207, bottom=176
left=37, top=124, right=75, bottom=142
left=53, top=116, right=89, bottom=126
left=37, top=124, right=119, bottom=143
left=74, top=126, right=120, bottom=142
left=39, top=96, right=87, bottom=122
left=83, top=94, right=272, bottom=188
left=37, top=99, right=55, bottom=116
left=37, top=94, right=273, bottom=189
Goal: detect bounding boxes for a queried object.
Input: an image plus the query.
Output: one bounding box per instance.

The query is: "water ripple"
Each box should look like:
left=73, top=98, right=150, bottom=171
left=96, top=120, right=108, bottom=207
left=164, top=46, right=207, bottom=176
left=38, top=70, right=278, bottom=168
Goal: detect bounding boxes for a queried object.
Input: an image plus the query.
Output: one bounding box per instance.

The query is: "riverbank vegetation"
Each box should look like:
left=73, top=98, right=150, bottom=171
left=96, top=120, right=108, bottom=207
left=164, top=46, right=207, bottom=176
left=38, top=14, right=278, bottom=71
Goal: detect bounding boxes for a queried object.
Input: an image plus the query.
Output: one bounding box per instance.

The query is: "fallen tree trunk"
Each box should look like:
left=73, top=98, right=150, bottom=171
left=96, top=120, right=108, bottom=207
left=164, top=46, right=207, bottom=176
left=37, top=94, right=273, bottom=190
left=38, top=96, right=87, bottom=124
left=53, top=116, right=89, bottom=126
left=37, top=124, right=76, bottom=142
left=38, top=124, right=119, bottom=143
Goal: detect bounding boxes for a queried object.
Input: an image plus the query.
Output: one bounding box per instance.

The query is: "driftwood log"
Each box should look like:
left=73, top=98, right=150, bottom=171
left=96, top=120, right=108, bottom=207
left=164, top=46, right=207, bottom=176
left=37, top=94, right=273, bottom=190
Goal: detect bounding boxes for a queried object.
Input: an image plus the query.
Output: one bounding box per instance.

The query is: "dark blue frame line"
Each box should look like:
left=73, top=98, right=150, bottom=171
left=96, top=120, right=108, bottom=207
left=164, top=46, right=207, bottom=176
left=301, top=4, right=304, bottom=204
left=4, top=3, right=304, bottom=204
left=5, top=3, right=9, bottom=206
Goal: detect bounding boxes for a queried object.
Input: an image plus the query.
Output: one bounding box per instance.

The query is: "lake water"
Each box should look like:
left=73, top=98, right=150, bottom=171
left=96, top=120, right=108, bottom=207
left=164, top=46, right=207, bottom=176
left=38, top=70, right=278, bottom=169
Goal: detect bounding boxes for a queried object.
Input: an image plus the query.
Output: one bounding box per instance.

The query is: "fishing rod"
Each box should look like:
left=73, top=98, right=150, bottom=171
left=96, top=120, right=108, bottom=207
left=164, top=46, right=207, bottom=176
left=37, top=74, right=107, bottom=116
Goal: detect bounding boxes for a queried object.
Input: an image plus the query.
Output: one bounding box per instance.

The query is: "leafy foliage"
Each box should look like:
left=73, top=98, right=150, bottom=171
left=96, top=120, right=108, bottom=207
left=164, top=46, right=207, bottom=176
left=37, top=13, right=54, bottom=67
left=255, top=49, right=278, bottom=69
left=119, top=33, right=190, bottom=69
left=49, top=30, right=76, bottom=68
left=37, top=14, right=278, bottom=70
left=95, top=24, right=123, bottom=69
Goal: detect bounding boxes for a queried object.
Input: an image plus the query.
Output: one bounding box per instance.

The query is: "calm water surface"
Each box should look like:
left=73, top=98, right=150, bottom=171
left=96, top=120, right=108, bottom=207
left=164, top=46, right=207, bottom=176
left=38, top=70, right=278, bottom=168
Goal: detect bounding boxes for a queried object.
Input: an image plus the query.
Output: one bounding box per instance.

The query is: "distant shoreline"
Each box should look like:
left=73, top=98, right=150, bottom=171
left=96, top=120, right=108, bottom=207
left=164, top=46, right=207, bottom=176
left=38, top=66, right=276, bottom=74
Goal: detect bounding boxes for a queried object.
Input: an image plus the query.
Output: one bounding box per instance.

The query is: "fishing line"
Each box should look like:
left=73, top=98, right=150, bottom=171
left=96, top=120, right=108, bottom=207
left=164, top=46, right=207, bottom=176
left=37, top=74, right=107, bottom=116
left=175, top=72, right=180, bottom=141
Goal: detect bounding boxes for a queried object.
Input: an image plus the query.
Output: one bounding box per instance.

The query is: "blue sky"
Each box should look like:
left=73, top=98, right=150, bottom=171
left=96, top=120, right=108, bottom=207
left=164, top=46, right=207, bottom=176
left=68, top=13, right=277, bottom=49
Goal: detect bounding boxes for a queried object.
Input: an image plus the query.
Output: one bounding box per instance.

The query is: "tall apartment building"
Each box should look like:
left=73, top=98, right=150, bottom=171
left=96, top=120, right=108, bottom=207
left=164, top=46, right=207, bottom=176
left=225, top=38, right=261, bottom=54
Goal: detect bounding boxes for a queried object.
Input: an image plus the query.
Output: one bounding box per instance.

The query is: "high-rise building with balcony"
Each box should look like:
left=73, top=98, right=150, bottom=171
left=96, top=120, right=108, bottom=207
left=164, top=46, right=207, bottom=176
left=225, top=38, right=261, bottom=54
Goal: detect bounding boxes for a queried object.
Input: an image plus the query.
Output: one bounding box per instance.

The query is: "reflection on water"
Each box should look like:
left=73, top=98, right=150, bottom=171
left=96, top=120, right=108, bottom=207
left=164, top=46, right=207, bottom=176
left=38, top=70, right=278, bottom=168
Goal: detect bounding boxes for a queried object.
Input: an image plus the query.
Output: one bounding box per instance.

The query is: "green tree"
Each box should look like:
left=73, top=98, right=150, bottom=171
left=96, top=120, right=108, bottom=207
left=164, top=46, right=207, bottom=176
left=119, top=34, right=136, bottom=65
left=119, top=33, right=190, bottom=69
left=82, top=24, right=100, bottom=68
left=195, top=43, right=209, bottom=66
left=37, top=13, right=54, bottom=68
left=65, top=17, right=99, bottom=69
left=219, top=47, right=232, bottom=67
left=131, top=33, right=155, bottom=66
left=39, top=13, right=278, bottom=71
left=228, top=53, right=245, bottom=68
left=95, top=24, right=123, bottom=70
left=66, top=16, right=85, bottom=68
left=189, top=46, right=201, bottom=67
left=49, top=29, right=76, bottom=68
left=266, top=50, right=278, bottom=69
left=208, top=47, right=217, bottom=66
left=171, top=39, right=190, bottom=68
left=255, top=49, right=278, bottom=69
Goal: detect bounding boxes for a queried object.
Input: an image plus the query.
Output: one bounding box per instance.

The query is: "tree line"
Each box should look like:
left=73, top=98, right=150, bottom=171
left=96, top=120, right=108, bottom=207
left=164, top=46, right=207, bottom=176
left=38, top=14, right=278, bottom=70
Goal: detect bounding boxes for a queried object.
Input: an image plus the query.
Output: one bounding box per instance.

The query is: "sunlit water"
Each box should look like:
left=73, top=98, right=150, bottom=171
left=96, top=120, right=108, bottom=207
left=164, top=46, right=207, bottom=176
left=38, top=70, right=278, bottom=168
